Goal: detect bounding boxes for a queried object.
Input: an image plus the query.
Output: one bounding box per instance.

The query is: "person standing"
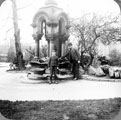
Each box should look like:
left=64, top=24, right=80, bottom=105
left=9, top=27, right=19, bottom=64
left=48, top=50, right=59, bottom=84
left=61, top=42, right=80, bottom=80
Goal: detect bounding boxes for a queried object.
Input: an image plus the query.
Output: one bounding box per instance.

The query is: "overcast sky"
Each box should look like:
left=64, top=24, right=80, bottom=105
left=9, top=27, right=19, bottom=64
left=0, top=0, right=120, bottom=46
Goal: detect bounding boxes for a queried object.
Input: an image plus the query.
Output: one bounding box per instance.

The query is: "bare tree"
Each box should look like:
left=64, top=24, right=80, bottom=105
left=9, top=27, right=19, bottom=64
left=70, top=14, right=120, bottom=71
left=11, top=0, right=25, bottom=70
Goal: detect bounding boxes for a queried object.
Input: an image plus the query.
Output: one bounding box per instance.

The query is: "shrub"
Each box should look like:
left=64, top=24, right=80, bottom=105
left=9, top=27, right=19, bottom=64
left=7, top=49, right=16, bottom=62
left=40, top=45, right=48, bottom=58
left=24, top=47, right=35, bottom=63
left=109, top=49, right=121, bottom=66
left=24, top=45, right=48, bottom=62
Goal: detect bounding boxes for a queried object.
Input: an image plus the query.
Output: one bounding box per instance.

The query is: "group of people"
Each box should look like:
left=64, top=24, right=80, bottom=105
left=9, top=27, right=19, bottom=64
left=48, top=42, right=81, bottom=84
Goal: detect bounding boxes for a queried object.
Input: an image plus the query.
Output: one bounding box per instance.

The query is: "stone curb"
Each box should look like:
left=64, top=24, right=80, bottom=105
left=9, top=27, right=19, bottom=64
left=82, top=76, right=121, bottom=82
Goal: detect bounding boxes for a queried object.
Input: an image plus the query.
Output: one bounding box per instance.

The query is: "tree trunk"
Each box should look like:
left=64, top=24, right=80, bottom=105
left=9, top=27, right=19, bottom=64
left=81, top=50, right=94, bottom=73
left=11, top=0, right=25, bottom=70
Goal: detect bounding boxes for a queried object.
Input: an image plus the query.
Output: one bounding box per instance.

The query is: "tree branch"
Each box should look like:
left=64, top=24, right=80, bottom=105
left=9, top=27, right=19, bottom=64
left=98, top=17, right=118, bottom=28
left=89, top=28, right=100, bottom=50
left=76, top=27, right=87, bottom=50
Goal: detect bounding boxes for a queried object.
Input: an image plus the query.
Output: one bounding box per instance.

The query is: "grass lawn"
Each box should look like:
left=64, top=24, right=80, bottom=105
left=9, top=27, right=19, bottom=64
left=0, top=98, right=121, bottom=120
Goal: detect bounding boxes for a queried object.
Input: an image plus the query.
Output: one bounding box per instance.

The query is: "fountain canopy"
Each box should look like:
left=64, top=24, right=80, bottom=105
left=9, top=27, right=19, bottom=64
left=32, top=0, right=70, bottom=58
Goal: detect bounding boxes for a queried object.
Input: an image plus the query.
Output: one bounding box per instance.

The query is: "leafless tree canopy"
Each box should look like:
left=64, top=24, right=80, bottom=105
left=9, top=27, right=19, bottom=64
left=70, top=14, right=121, bottom=53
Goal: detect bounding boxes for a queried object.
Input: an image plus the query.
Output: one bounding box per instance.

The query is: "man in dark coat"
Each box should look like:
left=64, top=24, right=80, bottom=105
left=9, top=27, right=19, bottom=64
left=61, top=42, right=80, bottom=80
left=48, top=50, right=59, bottom=84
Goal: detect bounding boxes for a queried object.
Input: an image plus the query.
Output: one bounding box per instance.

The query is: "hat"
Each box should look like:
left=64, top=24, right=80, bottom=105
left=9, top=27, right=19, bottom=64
left=52, top=50, right=56, bottom=52
left=67, top=42, right=72, bottom=46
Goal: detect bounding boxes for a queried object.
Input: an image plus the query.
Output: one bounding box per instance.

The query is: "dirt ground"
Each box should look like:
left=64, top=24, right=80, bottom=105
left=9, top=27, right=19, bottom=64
left=0, top=62, right=121, bottom=101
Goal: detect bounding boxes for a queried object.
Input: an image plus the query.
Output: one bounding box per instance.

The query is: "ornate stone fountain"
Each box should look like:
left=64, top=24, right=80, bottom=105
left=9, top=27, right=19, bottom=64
left=28, top=0, right=71, bottom=80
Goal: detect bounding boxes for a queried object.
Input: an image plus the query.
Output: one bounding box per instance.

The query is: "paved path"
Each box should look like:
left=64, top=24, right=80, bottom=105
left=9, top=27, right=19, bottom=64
left=0, top=62, right=121, bottom=101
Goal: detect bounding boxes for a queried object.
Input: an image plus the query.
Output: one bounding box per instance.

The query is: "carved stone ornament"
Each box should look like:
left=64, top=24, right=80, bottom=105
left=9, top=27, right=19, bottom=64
left=32, top=34, right=38, bottom=40
left=31, top=23, right=37, bottom=28
left=32, top=33, right=43, bottom=40
left=45, top=34, right=53, bottom=41
left=66, top=25, right=71, bottom=30
left=47, top=22, right=58, bottom=27
left=37, top=33, right=43, bottom=40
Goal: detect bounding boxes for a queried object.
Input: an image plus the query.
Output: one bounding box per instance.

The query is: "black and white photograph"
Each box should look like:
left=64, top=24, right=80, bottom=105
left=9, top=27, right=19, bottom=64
left=0, top=0, right=121, bottom=119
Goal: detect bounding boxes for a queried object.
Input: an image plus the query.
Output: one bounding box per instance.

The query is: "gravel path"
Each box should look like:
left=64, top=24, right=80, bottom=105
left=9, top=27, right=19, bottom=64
left=0, top=62, right=121, bottom=101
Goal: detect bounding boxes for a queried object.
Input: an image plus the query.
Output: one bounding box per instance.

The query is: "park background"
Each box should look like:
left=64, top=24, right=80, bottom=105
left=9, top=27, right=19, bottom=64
left=0, top=0, right=120, bottom=60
